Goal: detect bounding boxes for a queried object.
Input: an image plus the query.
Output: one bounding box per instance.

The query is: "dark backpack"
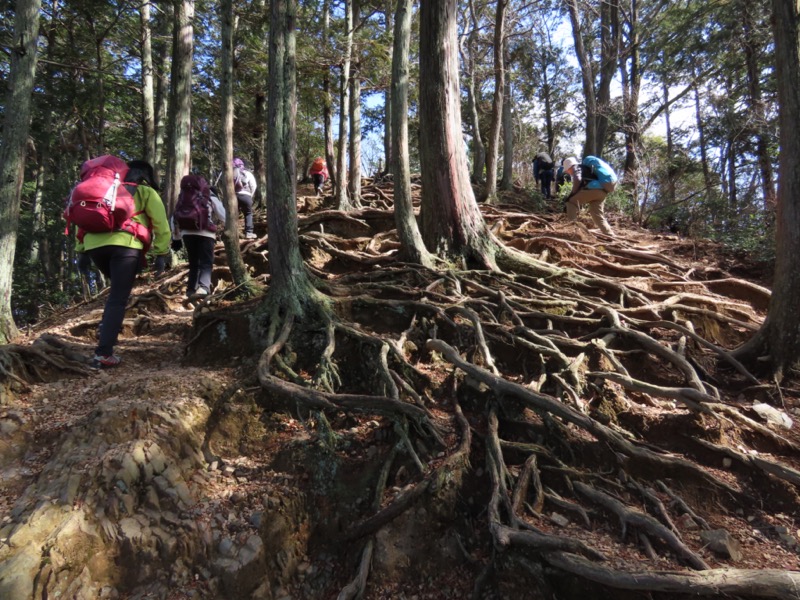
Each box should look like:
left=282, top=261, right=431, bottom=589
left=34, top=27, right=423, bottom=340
left=63, top=155, right=151, bottom=247
left=174, top=175, right=217, bottom=233
left=537, top=153, right=555, bottom=171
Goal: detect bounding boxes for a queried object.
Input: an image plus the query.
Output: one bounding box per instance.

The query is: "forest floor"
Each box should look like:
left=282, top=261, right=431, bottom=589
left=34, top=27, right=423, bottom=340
left=1, top=180, right=798, bottom=600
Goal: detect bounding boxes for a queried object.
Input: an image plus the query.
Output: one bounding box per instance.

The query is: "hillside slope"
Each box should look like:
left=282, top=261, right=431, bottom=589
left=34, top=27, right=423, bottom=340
left=1, top=183, right=798, bottom=600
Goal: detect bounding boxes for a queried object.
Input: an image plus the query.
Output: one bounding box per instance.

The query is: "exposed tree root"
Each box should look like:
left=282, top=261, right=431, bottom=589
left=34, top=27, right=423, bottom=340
left=544, top=552, right=800, bottom=599
left=236, top=201, right=793, bottom=596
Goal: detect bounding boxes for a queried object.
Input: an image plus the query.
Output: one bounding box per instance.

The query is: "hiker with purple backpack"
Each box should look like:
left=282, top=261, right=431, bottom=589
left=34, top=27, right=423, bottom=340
left=171, top=174, right=226, bottom=301
left=67, top=158, right=171, bottom=369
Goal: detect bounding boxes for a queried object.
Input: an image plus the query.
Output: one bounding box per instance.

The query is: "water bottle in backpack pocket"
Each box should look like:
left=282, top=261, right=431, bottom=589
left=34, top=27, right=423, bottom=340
left=580, top=156, right=617, bottom=193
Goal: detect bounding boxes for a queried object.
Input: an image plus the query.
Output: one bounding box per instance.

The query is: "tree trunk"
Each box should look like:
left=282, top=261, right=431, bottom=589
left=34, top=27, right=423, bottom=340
left=620, top=0, right=641, bottom=219
left=567, top=0, right=597, bottom=157
left=153, top=15, right=171, bottom=184
left=266, top=0, right=317, bottom=313
left=392, top=0, right=432, bottom=267
left=335, top=0, right=353, bottom=209
left=219, top=0, right=251, bottom=286
left=141, top=1, right=156, bottom=165
left=348, top=0, right=362, bottom=205
left=500, top=38, right=513, bottom=191
left=663, top=79, right=676, bottom=208
left=596, top=0, right=621, bottom=154
left=348, top=71, right=362, bottom=203
left=163, top=0, right=194, bottom=214
left=465, top=0, right=485, bottom=184
left=322, top=0, right=337, bottom=188
left=737, top=0, right=800, bottom=377
left=0, top=0, right=42, bottom=343
left=742, top=0, right=777, bottom=211
left=482, top=0, right=507, bottom=204
left=419, top=0, right=496, bottom=269
left=254, top=92, right=267, bottom=208
left=382, top=0, right=393, bottom=175
left=693, top=74, right=712, bottom=191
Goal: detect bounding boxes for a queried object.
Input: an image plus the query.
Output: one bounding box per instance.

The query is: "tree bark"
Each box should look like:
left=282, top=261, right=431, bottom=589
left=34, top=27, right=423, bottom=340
left=163, top=0, right=194, bottom=214
left=737, top=0, right=800, bottom=377
left=0, top=0, right=42, bottom=343
left=266, top=0, right=318, bottom=313
left=620, top=0, right=641, bottom=218
left=392, top=0, right=432, bottom=267
left=742, top=0, right=777, bottom=211
left=348, top=0, right=362, bottom=205
left=382, top=0, right=393, bottom=175
left=482, top=0, right=507, bottom=204
left=140, top=1, right=156, bottom=166
left=322, top=0, right=337, bottom=188
left=500, top=37, right=513, bottom=191
left=220, top=0, right=251, bottom=286
left=464, top=0, right=485, bottom=184
left=419, top=0, right=496, bottom=269
left=596, top=0, right=621, bottom=154
left=335, top=0, right=353, bottom=209
left=567, top=0, right=597, bottom=157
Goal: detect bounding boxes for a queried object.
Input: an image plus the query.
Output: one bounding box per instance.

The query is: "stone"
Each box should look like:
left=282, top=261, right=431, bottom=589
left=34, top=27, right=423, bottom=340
left=752, top=403, right=793, bottom=429
left=676, top=514, right=699, bottom=530
left=550, top=512, right=570, bottom=528
left=700, top=529, right=742, bottom=561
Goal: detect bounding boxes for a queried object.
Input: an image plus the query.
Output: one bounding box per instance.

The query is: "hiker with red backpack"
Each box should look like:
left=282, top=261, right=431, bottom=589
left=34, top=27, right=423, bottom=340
left=309, top=156, right=328, bottom=196
left=170, top=174, right=226, bottom=301
left=66, top=158, right=170, bottom=368
left=561, top=155, right=617, bottom=237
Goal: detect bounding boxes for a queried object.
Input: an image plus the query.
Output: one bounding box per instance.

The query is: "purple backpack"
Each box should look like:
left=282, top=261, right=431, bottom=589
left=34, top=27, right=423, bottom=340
left=174, top=175, right=217, bottom=233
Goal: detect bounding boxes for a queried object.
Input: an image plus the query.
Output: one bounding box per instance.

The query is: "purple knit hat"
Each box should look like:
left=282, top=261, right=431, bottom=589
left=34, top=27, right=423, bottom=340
left=233, top=158, right=245, bottom=169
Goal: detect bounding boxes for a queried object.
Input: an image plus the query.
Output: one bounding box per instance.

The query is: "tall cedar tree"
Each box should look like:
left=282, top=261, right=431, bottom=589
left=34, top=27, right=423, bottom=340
left=0, top=0, right=42, bottom=343
left=735, top=0, right=800, bottom=378
left=220, top=0, right=253, bottom=288
left=419, top=0, right=497, bottom=269
left=163, top=0, right=194, bottom=213
left=391, top=0, right=433, bottom=267
left=265, top=0, right=319, bottom=315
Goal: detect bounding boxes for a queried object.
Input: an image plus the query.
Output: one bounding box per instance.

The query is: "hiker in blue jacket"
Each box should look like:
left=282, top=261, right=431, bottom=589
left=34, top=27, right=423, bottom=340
left=561, top=156, right=616, bottom=236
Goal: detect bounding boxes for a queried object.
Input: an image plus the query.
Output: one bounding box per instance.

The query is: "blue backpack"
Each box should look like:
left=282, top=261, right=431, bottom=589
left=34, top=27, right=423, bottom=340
left=581, top=156, right=617, bottom=191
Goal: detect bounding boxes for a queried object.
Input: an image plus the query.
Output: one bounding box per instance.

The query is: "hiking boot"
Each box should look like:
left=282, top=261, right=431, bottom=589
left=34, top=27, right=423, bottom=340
left=245, top=232, right=257, bottom=240
left=90, top=354, right=121, bottom=369
left=188, top=286, right=209, bottom=301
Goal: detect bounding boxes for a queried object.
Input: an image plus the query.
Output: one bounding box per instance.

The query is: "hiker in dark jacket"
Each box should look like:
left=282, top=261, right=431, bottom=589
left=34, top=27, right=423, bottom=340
left=171, top=178, right=227, bottom=301
left=77, top=160, right=171, bottom=368
left=532, top=152, right=555, bottom=199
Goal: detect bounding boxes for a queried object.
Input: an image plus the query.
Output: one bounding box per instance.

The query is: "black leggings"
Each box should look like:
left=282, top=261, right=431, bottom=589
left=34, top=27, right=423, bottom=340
left=87, top=245, right=142, bottom=356
left=183, top=235, right=215, bottom=294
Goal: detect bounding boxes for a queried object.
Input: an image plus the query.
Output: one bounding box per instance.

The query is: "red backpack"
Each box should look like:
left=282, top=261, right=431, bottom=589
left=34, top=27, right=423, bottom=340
left=64, top=155, right=152, bottom=248
left=310, top=157, right=326, bottom=173
left=174, top=174, right=217, bottom=233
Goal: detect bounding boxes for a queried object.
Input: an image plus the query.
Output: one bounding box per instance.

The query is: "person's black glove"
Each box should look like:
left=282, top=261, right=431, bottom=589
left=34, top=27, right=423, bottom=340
left=171, top=238, right=183, bottom=252
left=77, top=252, right=92, bottom=275
left=154, top=254, right=168, bottom=277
